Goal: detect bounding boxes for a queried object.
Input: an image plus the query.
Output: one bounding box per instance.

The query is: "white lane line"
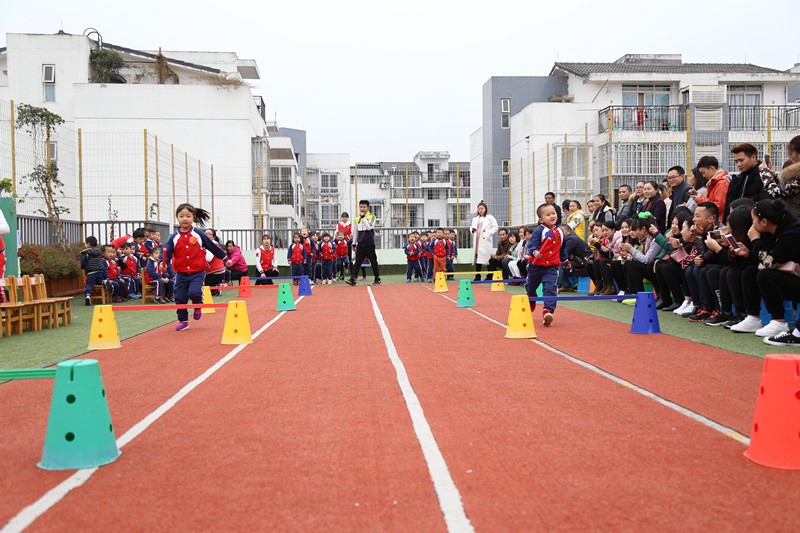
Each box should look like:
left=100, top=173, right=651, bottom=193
left=367, top=287, right=473, bottom=533
left=2, top=297, right=304, bottom=533
left=429, top=287, right=750, bottom=446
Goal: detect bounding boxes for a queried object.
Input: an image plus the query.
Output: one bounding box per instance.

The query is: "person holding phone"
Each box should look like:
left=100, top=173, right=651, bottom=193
left=691, top=156, right=730, bottom=218
left=759, top=135, right=800, bottom=218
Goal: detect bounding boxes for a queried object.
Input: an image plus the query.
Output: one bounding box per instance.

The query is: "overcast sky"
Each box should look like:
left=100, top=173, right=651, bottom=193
left=3, top=0, right=798, bottom=162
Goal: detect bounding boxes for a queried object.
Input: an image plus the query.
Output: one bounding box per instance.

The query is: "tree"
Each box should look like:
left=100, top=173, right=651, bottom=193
left=16, top=104, right=69, bottom=246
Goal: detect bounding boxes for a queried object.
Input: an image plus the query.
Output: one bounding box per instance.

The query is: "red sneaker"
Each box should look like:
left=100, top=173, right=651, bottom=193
left=543, top=310, right=554, bottom=327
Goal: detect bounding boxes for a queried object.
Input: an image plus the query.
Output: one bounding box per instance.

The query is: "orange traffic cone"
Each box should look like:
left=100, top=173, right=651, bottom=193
left=237, top=277, right=253, bottom=298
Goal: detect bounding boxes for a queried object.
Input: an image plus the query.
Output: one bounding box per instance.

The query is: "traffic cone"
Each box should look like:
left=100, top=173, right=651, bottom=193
left=38, top=359, right=121, bottom=470
left=276, top=283, right=296, bottom=311
left=237, top=277, right=253, bottom=298
left=202, top=285, right=216, bottom=314
left=629, top=291, right=661, bottom=334
left=505, top=294, right=536, bottom=338
left=457, top=280, right=475, bottom=307
left=87, top=305, right=121, bottom=351
left=434, top=271, right=448, bottom=293
left=744, top=353, right=800, bottom=469
left=491, top=271, right=505, bottom=292
left=298, top=275, right=312, bottom=296
left=221, top=300, right=252, bottom=345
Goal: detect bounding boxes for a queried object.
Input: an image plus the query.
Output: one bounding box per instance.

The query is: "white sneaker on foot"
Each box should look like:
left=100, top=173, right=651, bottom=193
left=679, top=303, right=696, bottom=317
left=755, top=320, right=790, bottom=338
left=673, top=300, right=690, bottom=315
left=730, top=315, right=763, bottom=333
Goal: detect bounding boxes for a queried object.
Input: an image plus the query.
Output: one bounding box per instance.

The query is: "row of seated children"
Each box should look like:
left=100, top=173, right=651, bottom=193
left=404, top=229, right=459, bottom=283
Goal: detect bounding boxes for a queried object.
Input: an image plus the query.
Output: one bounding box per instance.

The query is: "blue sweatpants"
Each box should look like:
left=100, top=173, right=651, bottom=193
left=84, top=272, right=105, bottom=297
left=322, top=260, right=334, bottom=280
left=174, top=271, right=205, bottom=322
left=526, top=264, right=559, bottom=312
left=406, top=259, right=421, bottom=280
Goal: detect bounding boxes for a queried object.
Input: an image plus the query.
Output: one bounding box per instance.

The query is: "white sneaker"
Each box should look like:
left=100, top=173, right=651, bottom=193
left=673, top=300, right=690, bottom=315
left=730, top=315, right=764, bottom=333
left=755, top=320, right=790, bottom=338
left=679, top=303, right=696, bottom=317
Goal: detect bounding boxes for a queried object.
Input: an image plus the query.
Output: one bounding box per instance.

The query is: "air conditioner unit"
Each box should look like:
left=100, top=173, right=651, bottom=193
left=379, top=183, right=389, bottom=189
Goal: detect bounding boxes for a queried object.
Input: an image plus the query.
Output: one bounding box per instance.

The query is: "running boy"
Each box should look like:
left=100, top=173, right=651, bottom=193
left=527, top=203, right=570, bottom=326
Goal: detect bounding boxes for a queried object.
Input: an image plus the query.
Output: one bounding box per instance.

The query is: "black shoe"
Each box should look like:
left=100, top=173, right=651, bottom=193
left=656, top=299, right=671, bottom=310
left=85, top=297, right=91, bottom=306
left=372, top=279, right=381, bottom=285
left=705, top=311, right=732, bottom=326
left=661, top=302, right=681, bottom=312
left=764, top=331, right=800, bottom=346
left=345, top=279, right=356, bottom=286
left=103, top=279, right=113, bottom=293
left=723, top=313, right=746, bottom=329
left=654, top=298, right=663, bottom=308
left=474, top=275, right=481, bottom=282
left=688, top=309, right=712, bottom=322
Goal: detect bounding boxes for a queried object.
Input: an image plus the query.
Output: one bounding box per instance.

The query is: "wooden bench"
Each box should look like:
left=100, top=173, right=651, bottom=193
left=140, top=268, right=156, bottom=304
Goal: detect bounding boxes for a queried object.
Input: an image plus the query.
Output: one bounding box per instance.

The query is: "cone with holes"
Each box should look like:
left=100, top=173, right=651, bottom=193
left=434, top=271, right=448, bottom=293
left=298, top=275, right=312, bottom=296
left=38, top=359, right=121, bottom=470
left=457, top=279, right=475, bottom=307
left=87, top=305, right=121, bottom=350
left=222, top=300, right=252, bottom=344
left=744, top=353, right=800, bottom=469
left=505, top=294, right=536, bottom=338
left=237, top=277, right=253, bottom=298
left=630, top=291, right=661, bottom=334
left=202, top=285, right=216, bottom=314
left=491, top=271, right=505, bottom=292
left=276, top=283, right=296, bottom=311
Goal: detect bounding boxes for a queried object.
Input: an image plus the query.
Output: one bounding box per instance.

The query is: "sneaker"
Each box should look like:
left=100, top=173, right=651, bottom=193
left=361, top=277, right=367, bottom=281
left=679, top=304, right=697, bottom=318
left=543, top=310, right=554, bottom=327
left=622, top=298, right=636, bottom=305
left=661, top=302, right=682, bottom=312
left=705, top=311, right=732, bottom=326
left=175, top=321, right=189, bottom=331
left=406, top=278, right=412, bottom=283
left=345, top=279, right=356, bottom=286
left=730, top=315, right=764, bottom=333
left=154, top=298, right=166, bottom=304
left=103, top=279, right=114, bottom=293
left=193, top=308, right=202, bottom=321
left=166, top=296, right=175, bottom=303
left=764, top=330, right=800, bottom=346
left=85, top=297, right=91, bottom=306
left=723, top=313, right=746, bottom=329
left=558, top=286, right=576, bottom=293
left=372, top=280, right=381, bottom=285
left=688, top=309, right=712, bottom=322
left=755, top=320, right=790, bottom=338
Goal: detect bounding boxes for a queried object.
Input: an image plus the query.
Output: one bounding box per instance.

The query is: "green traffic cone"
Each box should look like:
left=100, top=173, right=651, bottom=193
left=276, top=283, right=296, bottom=311
left=38, top=359, right=121, bottom=470
left=457, top=280, right=475, bottom=307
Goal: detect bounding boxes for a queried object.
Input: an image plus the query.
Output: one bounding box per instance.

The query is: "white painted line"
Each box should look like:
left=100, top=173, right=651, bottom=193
left=367, top=287, right=473, bottom=533
left=428, top=287, right=751, bottom=446
left=2, top=297, right=304, bottom=533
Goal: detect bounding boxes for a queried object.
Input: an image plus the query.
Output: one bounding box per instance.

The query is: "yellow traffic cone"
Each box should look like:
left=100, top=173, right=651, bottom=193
left=491, top=271, right=505, bottom=292
left=202, top=286, right=216, bottom=314
left=87, top=305, right=121, bottom=350
left=434, top=271, right=448, bottom=293
left=221, top=300, right=252, bottom=345
left=505, top=295, right=537, bottom=339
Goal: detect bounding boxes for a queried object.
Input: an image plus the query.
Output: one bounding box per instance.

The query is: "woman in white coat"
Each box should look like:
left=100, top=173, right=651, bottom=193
left=470, top=201, right=499, bottom=281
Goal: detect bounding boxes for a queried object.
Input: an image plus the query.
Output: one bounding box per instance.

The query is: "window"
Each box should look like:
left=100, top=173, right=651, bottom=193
left=427, top=219, right=440, bottom=227
left=501, top=98, right=510, bottom=113
left=728, top=85, right=763, bottom=130
left=501, top=159, right=510, bottom=188
left=369, top=203, right=383, bottom=221
left=321, top=205, right=338, bottom=227
left=47, top=141, right=57, bottom=165
left=501, top=113, right=509, bottom=129
left=427, top=188, right=442, bottom=200
left=43, top=64, right=55, bottom=102
left=321, top=173, right=337, bottom=193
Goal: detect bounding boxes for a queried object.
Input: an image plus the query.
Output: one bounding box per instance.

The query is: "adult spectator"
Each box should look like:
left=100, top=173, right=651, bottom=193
left=470, top=201, right=499, bottom=281
left=633, top=181, right=647, bottom=214
left=566, top=200, right=586, bottom=241
left=544, top=192, right=562, bottom=225
left=659, top=184, right=671, bottom=218
left=640, top=181, right=667, bottom=234
left=558, top=224, right=592, bottom=291
left=225, top=240, right=248, bottom=284
left=692, top=156, right=730, bottom=217
left=724, top=143, right=768, bottom=221
left=666, top=165, right=691, bottom=222
left=686, top=168, right=707, bottom=212
left=759, top=135, right=800, bottom=217
left=592, top=194, right=615, bottom=225
left=681, top=202, right=720, bottom=320
left=488, top=227, right=512, bottom=279
left=616, top=185, right=634, bottom=221
left=733, top=199, right=800, bottom=343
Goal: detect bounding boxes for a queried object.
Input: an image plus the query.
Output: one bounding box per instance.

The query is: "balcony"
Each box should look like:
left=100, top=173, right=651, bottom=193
left=728, top=105, right=800, bottom=131
left=599, top=105, right=689, bottom=133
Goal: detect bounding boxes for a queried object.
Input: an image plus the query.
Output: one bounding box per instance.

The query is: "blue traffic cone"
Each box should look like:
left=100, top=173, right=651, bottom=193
left=630, top=291, right=661, bottom=334
left=298, top=275, right=312, bottom=296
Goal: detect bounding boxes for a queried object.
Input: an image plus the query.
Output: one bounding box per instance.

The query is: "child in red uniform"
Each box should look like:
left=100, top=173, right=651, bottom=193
left=334, top=231, right=350, bottom=281
left=145, top=246, right=174, bottom=304
left=255, top=234, right=280, bottom=285
left=337, top=212, right=352, bottom=274
left=318, top=233, right=337, bottom=284
left=431, top=227, right=450, bottom=278
left=287, top=233, right=307, bottom=285
left=404, top=233, right=422, bottom=283
left=117, top=242, right=142, bottom=297
left=161, top=204, right=226, bottom=330
left=203, top=230, right=228, bottom=295
left=527, top=204, right=570, bottom=327
left=101, top=245, right=131, bottom=302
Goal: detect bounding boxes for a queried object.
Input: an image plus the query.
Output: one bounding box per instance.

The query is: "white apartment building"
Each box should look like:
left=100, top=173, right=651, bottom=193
left=0, top=30, right=267, bottom=230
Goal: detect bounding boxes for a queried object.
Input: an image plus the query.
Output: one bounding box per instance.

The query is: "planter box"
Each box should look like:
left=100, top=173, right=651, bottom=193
left=45, top=274, right=83, bottom=297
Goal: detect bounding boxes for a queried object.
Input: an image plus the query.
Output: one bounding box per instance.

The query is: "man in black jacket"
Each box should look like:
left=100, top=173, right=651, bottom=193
left=725, top=143, right=768, bottom=221
left=666, top=165, right=692, bottom=221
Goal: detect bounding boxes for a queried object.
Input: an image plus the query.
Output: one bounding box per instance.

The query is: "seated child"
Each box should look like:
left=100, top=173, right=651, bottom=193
left=80, top=236, right=109, bottom=306
left=101, top=244, right=131, bottom=302
left=145, top=246, right=175, bottom=304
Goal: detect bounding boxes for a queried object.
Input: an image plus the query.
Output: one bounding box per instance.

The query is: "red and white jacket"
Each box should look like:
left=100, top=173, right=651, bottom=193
left=337, top=221, right=352, bottom=241
left=162, top=227, right=226, bottom=275
left=319, top=241, right=337, bottom=261
left=255, top=245, right=278, bottom=273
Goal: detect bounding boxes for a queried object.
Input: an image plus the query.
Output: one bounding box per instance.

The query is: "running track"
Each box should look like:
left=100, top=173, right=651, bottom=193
left=1, top=283, right=799, bottom=532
